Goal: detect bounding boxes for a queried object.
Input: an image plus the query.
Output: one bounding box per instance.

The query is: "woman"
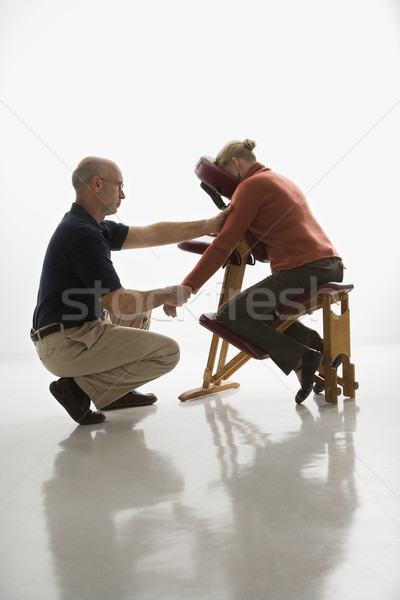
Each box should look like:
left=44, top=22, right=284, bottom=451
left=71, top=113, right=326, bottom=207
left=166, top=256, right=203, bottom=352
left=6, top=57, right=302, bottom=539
left=165, top=139, right=344, bottom=404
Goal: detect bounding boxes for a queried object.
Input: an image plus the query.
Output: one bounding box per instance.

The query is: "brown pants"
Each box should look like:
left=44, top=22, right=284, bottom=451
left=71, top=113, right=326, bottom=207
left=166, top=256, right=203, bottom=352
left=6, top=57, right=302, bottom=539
left=32, top=312, right=180, bottom=408
left=216, top=257, right=345, bottom=375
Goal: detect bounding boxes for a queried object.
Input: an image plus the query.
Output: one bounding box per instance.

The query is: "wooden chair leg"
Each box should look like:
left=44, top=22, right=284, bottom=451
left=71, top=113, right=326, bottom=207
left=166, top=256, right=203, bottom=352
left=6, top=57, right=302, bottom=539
left=213, top=352, right=252, bottom=384
left=179, top=242, right=250, bottom=402
left=318, top=292, right=358, bottom=402
left=202, top=332, right=221, bottom=390
left=179, top=332, right=241, bottom=402
left=215, top=339, right=230, bottom=385
left=321, top=295, right=338, bottom=403
left=341, top=355, right=358, bottom=399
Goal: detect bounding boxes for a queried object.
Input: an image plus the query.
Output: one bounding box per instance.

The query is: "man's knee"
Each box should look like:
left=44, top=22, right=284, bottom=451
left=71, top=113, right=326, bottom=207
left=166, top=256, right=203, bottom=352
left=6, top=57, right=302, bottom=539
left=161, top=338, right=180, bottom=373
left=170, top=339, right=180, bottom=368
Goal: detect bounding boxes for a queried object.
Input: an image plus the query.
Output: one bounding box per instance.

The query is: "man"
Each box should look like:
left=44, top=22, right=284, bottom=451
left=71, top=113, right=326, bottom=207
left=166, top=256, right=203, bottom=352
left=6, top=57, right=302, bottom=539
left=31, top=156, right=230, bottom=425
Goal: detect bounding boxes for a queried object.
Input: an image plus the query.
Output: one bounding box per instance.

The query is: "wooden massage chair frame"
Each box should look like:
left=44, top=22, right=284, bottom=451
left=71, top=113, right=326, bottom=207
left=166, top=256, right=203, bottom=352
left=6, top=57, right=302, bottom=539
left=177, top=157, right=358, bottom=404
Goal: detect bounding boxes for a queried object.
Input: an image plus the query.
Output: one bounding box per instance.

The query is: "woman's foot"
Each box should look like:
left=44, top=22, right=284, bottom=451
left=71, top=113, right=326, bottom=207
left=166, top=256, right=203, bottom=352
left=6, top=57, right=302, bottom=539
left=295, top=350, right=322, bottom=404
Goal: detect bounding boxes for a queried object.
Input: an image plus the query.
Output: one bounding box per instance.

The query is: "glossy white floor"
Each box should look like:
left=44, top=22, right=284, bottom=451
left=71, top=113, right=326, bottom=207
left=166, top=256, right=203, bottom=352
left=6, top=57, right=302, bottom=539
left=1, top=343, right=399, bottom=600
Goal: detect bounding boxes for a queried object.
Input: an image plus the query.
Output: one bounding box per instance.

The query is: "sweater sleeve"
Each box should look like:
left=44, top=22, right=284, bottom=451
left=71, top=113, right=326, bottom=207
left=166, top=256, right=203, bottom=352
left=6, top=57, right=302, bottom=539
left=182, top=185, right=259, bottom=292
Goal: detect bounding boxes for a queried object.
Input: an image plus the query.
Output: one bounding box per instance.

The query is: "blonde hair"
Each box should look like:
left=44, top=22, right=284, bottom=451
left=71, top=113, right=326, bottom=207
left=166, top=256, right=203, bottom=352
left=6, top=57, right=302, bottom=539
left=216, top=139, right=257, bottom=168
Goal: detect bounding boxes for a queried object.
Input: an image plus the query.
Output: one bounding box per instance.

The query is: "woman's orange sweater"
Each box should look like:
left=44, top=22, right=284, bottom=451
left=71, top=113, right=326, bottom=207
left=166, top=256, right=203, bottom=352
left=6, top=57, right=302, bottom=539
left=182, top=163, right=339, bottom=293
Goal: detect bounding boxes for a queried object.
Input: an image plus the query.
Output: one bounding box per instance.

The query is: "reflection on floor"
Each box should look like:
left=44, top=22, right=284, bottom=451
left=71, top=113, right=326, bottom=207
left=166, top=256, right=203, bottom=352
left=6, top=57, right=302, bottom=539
left=1, top=343, right=399, bottom=600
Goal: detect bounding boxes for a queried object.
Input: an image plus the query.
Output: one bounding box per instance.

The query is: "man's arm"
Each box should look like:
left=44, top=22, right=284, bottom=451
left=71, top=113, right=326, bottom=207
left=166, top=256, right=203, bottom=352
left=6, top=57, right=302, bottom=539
left=121, top=206, right=231, bottom=250
left=100, top=284, right=192, bottom=317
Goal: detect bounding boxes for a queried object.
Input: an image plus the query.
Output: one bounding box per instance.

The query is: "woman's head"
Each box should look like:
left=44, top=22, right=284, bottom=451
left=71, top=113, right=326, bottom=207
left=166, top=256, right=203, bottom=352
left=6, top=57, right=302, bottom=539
left=216, top=139, right=257, bottom=169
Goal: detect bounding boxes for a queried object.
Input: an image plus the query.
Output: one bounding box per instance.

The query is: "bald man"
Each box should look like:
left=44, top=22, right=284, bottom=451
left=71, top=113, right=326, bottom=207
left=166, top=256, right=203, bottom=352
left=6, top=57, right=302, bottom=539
left=31, top=157, right=230, bottom=425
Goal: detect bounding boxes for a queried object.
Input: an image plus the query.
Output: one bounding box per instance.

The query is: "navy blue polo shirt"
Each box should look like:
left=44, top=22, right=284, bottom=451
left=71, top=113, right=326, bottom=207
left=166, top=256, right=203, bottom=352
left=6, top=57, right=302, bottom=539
left=33, top=203, right=129, bottom=330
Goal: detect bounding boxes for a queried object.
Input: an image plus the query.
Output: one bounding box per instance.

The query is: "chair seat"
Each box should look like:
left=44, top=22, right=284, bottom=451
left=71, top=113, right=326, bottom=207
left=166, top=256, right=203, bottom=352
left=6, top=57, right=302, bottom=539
left=275, top=282, right=354, bottom=317
left=199, top=283, right=354, bottom=360
left=199, top=313, right=269, bottom=360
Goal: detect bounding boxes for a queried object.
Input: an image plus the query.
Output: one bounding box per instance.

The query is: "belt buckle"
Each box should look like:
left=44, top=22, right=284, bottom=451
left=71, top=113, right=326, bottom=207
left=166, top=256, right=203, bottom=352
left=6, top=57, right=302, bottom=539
left=30, top=328, right=39, bottom=343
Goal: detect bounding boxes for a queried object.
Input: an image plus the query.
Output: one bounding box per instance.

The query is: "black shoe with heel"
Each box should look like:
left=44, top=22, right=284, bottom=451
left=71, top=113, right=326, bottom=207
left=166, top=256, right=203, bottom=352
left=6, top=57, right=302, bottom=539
left=49, top=378, right=106, bottom=425
left=102, top=390, right=158, bottom=411
left=295, top=350, right=322, bottom=404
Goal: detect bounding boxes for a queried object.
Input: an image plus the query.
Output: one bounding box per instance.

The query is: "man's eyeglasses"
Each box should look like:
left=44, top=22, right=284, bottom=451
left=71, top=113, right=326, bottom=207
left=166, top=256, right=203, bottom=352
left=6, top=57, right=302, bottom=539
left=99, top=177, right=124, bottom=191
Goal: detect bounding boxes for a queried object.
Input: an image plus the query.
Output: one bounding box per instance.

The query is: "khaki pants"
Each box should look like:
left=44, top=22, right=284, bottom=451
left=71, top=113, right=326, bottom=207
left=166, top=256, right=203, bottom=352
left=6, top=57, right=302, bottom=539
left=32, top=312, right=180, bottom=409
left=217, top=257, right=345, bottom=375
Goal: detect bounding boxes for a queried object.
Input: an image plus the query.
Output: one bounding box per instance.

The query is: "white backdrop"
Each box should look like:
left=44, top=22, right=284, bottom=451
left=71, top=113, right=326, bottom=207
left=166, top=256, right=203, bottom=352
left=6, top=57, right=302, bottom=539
left=1, top=0, right=399, bottom=358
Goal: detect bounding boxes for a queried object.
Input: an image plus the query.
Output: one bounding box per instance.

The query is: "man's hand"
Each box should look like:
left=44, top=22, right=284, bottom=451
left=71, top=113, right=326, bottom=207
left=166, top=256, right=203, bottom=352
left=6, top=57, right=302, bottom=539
left=163, top=284, right=192, bottom=318
left=163, top=304, right=177, bottom=318
left=166, top=285, right=192, bottom=307
left=207, top=204, right=232, bottom=235
left=101, top=284, right=191, bottom=317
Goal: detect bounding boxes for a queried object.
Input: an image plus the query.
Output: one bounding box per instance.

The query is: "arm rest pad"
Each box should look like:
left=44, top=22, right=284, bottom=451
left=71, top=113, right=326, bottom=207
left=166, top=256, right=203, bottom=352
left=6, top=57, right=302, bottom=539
left=178, top=236, right=255, bottom=267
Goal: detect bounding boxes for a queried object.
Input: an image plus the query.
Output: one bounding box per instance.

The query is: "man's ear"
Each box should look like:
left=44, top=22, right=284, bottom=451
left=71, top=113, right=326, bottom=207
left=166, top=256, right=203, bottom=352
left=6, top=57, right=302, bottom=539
left=91, top=175, right=101, bottom=191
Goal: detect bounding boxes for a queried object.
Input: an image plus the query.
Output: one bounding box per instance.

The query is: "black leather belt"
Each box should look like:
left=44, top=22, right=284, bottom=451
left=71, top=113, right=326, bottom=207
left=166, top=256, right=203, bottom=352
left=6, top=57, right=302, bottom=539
left=30, top=321, right=83, bottom=343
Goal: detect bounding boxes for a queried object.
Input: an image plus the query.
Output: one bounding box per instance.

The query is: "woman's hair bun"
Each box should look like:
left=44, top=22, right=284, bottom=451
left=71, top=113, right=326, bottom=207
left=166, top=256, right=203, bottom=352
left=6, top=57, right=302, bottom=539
left=243, top=139, right=256, bottom=151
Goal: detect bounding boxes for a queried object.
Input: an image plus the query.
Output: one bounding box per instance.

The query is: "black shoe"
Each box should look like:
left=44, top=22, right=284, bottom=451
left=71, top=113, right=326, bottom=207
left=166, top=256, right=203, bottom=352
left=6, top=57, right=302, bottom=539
left=49, top=378, right=106, bottom=425
left=102, top=390, right=158, bottom=411
left=295, top=350, right=322, bottom=405
left=313, top=354, right=343, bottom=394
